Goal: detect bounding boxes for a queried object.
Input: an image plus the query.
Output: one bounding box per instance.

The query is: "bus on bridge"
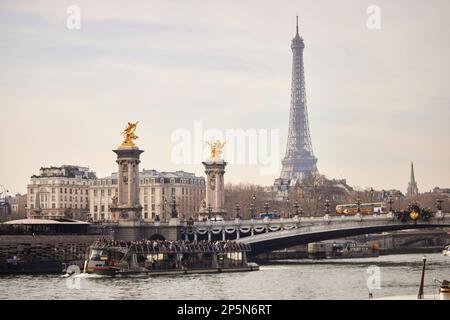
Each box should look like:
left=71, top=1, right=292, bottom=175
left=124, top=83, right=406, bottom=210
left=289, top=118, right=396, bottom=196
left=336, top=202, right=386, bottom=215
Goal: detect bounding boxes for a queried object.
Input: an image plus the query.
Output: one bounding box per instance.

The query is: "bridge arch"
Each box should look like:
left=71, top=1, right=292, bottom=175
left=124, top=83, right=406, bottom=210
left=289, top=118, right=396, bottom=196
left=239, top=223, right=450, bottom=256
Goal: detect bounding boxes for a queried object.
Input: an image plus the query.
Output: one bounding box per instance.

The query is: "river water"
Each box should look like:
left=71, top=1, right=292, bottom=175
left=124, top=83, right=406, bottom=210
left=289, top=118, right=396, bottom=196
left=0, top=253, right=448, bottom=300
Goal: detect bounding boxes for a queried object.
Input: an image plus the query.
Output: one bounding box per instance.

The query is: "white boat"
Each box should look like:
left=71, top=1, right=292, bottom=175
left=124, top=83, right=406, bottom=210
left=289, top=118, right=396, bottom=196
left=442, top=245, right=450, bottom=256
left=438, top=280, right=450, bottom=300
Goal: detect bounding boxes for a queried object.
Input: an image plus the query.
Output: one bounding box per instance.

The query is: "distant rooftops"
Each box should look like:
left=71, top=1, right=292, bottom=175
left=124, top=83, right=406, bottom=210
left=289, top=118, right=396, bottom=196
left=100, top=169, right=203, bottom=181
left=3, top=218, right=90, bottom=225
left=31, top=165, right=97, bottom=180
left=91, top=169, right=205, bottom=186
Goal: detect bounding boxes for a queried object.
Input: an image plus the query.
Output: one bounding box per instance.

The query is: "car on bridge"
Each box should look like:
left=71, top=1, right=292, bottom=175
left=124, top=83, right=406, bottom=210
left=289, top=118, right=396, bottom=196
left=258, top=212, right=279, bottom=219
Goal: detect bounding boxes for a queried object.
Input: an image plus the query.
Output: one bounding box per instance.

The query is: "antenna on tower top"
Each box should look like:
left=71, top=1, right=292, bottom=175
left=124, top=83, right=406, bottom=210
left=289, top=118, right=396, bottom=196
left=296, top=14, right=299, bottom=34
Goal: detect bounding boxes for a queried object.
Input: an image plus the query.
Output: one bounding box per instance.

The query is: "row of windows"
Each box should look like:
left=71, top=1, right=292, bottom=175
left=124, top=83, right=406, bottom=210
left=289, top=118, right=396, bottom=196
left=29, top=188, right=88, bottom=195
left=31, top=179, right=89, bottom=186
left=92, top=192, right=202, bottom=206
left=30, top=196, right=89, bottom=203
left=94, top=202, right=200, bottom=214
left=93, top=189, right=118, bottom=196
left=31, top=185, right=204, bottom=197
left=92, top=187, right=204, bottom=197
left=29, top=203, right=88, bottom=209
left=91, top=178, right=205, bottom=186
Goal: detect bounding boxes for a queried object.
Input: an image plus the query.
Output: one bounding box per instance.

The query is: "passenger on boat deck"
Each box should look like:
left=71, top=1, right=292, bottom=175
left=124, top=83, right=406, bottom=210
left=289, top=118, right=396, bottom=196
left=93, top=238, right=249, bottom=252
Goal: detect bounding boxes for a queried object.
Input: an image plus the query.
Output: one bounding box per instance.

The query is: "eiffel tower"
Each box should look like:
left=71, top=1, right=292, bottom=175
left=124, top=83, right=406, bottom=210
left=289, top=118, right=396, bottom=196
left=275, top=16, right=318, bottom=187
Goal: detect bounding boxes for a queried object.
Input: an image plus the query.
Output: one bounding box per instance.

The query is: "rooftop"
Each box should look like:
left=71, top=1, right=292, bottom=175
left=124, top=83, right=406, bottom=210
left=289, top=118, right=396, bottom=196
left=99, top=169, right=204, bottom=181
left=2, top=218, right=90, bottom=225
left=31, top=165, right=97, bottom=180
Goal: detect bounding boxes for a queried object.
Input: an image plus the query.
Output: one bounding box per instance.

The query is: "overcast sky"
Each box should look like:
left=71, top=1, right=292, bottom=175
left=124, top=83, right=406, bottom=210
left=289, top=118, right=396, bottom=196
left=1, top=0, right=449, bottom=195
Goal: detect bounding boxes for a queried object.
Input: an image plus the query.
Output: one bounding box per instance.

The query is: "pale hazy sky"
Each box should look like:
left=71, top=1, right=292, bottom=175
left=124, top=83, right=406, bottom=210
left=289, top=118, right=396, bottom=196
left=1, top=0, right=449, bottom=195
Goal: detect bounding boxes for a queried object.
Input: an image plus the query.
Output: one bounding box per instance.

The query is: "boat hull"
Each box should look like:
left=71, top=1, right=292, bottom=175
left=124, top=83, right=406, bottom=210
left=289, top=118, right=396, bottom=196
left=86, top=265, right=259, bottom=276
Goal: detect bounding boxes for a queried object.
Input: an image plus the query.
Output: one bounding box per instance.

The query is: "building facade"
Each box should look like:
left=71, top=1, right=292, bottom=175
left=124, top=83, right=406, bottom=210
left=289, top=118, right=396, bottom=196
left=11, top=193, right=27, bottom=220
left=433, top=187, right=450, bottom=197
left=27, top=165, right=97, bottom=220
left=0, top=199, right=11, bottom=222
left=89, top=169, right=205, bottom=222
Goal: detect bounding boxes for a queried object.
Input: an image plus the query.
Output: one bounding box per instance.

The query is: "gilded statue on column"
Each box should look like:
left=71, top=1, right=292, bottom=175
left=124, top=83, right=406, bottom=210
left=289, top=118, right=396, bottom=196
left=207, top=140, right=227, bottom=160
left=121, top=121, right=139, bottom=147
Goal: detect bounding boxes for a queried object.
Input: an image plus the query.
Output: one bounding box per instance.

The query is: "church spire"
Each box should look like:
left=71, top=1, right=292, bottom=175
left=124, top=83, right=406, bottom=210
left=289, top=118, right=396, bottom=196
left=407, top=161, right=419, bottom=197
left=410, top=162, right=416, bottom=184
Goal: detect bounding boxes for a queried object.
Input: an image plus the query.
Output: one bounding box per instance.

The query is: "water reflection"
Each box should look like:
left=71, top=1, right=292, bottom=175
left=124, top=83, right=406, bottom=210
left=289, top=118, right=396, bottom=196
left=0, top=253, right=448, bottom=300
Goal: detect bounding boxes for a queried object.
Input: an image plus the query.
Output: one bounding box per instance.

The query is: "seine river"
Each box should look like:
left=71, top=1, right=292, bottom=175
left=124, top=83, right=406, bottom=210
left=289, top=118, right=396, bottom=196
left=0, top=253, right=448, bottom=300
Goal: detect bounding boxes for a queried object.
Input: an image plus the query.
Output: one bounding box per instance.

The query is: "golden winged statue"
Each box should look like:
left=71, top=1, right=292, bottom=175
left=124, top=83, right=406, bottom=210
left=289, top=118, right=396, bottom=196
left=206, top=140, right=227, bottom=160
left=121, top=121, right=139, bottom=147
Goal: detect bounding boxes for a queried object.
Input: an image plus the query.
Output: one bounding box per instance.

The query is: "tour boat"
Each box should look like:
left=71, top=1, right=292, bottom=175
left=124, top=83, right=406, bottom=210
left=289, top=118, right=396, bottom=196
left=442, top=245, right=450, bottom=256
left=85, top=239, right=259, bottom=275
left=308, top=241, right=379, bottom=259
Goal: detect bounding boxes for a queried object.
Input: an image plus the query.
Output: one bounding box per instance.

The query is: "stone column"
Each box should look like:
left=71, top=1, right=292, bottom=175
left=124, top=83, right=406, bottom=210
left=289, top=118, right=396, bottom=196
left=201, top=159, right=227, bottom=218
left=110, top=145, right=144, bottom=223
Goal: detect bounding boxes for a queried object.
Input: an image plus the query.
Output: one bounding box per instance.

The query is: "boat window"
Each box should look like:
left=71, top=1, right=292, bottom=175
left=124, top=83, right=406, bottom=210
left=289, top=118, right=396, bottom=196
left=90, top=249, right=107, bottom=261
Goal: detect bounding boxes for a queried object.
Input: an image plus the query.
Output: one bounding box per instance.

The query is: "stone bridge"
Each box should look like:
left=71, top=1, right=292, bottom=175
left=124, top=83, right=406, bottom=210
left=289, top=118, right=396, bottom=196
left=95, top=212, right=450, bottom=252
left=234, top=213, right=450, bottom=255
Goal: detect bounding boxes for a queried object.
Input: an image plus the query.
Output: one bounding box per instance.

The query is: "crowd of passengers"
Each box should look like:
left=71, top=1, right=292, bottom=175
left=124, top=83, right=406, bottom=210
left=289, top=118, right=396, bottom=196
left=93, top=238, right=250, bottom=252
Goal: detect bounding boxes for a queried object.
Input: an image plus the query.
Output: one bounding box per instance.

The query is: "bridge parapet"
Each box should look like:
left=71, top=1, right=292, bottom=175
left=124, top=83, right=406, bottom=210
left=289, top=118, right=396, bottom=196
left=90, top=212, right=448, bottom=242
left=237, top=215, right=450, bottom=255
left=178, top=213, right=447, bottom=241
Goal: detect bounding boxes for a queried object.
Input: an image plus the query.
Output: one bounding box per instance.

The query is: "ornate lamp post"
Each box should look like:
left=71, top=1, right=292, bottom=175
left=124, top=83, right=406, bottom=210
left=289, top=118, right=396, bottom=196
left=187, top=217, right=194, bottom=234
left=171, top=196, right=178, bottom=218
left=207, top=204, right=213, bottom=220
left=325, top=199, right=330, bottom=215
left=285, top=196, right=290, bottom=218
left=235, top=203, right=241, bottom=219
left=436, top=199, right=443, bottom=212
left=356, top=198, right=361, bottom=214
left=0, top=185, right=9, bottom=217
left=273, top=209, right=279, bottom=218
left=263, top=202, right=270, bottom=216
left=0, top=184, right=8, bottom=202
left=293, top=200, right=300, bottom=217
left=388, top=196, right=394, bottom=213
left=199, top=199, right=206, bottom=221
left=249, top=194, right=256, bottom=219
